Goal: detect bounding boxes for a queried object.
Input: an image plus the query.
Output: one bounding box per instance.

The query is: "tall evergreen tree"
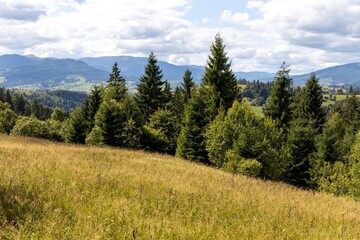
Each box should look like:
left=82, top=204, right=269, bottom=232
left=181, top=69, right=195, bottom=103
left=202, top=33, right=239, bottom=114
left=298, top=73, right=325, bottom=130
left=84, top=84, right=104, bottom=130
left=176, top=88, right=211, bottom=163
left=107, top=62, right=126, bottom=87
left=106, top=63, right=127, bottom=102
left=163, top=81, right=172, bottom=107
left=263, top=62, right=293, bottom=130
left=92, top=99, right=126, bottom=146
left=65, top=107, right=88, bottom=144
left=135, top=52, right=166, bottom=120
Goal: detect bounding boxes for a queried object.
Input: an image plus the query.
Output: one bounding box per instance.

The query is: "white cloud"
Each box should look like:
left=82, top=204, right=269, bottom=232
left=221, top=10, right=249, bottom=24
left=2, top=0, right=360, bottom=74
left=247, top=1, right=264, bottom=9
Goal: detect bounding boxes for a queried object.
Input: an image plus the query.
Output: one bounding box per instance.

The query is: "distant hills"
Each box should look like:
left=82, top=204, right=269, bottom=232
left=0, top=54, right=273, bottom=91
left=1, top=54, right=360, bottom=91
left=292, top=63, right=360, bottom=86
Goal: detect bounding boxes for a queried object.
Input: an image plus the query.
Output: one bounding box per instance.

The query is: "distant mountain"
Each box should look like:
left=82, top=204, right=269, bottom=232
left=0, top=54, right=38, bottom=70
left=0, top=54, right=275, bottom=91
left=80, top=56, right=205, bottom=83
left=292, top=63, right=360, bottom=86
left=3, top=54, right=360, bottom=91
left=1, top=58, right=108, bottom=90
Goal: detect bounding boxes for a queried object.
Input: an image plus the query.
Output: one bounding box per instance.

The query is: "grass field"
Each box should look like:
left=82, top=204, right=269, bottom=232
left=0, top=135, right=360, bottom=239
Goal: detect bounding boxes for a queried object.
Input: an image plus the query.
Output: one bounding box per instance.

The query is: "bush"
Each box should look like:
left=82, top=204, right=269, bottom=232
left=10, top=116, right=64, bottom=141
left=85, top=125, right=104, bottom=145
left=224, top=150, right=262, bottom=177
left=0, top=108, right=17, bottom=134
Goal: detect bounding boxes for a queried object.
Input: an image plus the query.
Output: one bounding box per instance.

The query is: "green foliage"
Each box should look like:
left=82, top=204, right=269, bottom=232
left=348, top=131, right=360, bottom=199
left=65, top=107, right=88, bottom=144
left=31, top=99, right=52, bottom=120
left=85, top=125, right=104, bottom=146
left=181, top=69, right=195, bottom=103
left=135, top=52, right=167, bottom=120
left=142, top=125, right=169, bottom=152
left=242, top=80, right=272, bottom=106
left=176, top=88, right=210, bottom=163
left=84, top=84, right=104, bottom=128
left=224, top=150, right=262, bottom=177
left=205, top=101, right=284, bottom=179
left=0, top=108, right=17, bottom=134
left=51, top=107, right=66, bottom=122
left=143, top=109, right=177, bottom=153
left=263, top=62, right=293, bottom=130
left=315, top=161, right=350, bottom=196
left=297, top=73, right=325, bottom=130
left=285, top=119, right=317, bottom=187
left=202, top=34, right=239, bottom=115
left=121, top=118, right=142, bottom=149
left=93, top=99, right=126, bottom=146
left=10, top=116, right=64, bottom=141
left=163, top=81, right=172, bottom=108
left=107, top=62, right=126, bottom=89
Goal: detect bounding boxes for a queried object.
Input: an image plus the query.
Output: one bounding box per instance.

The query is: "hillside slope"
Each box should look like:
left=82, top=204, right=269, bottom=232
left=0, top=135, right=359, bottom=239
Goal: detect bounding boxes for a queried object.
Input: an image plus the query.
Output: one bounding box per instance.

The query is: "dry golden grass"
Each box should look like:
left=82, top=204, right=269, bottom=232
left=0, top=135, right=359, bottom=239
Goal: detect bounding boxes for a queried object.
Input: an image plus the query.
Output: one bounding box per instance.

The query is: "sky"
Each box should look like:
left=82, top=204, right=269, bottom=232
left=0, top=0, right=360, bottom=74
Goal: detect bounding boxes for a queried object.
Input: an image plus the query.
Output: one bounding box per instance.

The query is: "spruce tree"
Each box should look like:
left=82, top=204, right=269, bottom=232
left=263, top=62, right=293, bottom=130
left=298, top=73, right=325, bottom=130
left=84, top=84, right=104, bottom=130
left=107, top=62, right=126, bottom=87
left=106, top=63, right=127, bottom=102
left=65, top=107, right=88, bottom=143
left=202, top=33, right=238, bottom=114
left=176, top=88, right=211, bottom=163
left=181, top=69, right=195, bottom=103
left=93, top=99, right=126, bottom=146
left=135, top=52, right=166, bottom=120
left=163, top=81, right=172, bottom=107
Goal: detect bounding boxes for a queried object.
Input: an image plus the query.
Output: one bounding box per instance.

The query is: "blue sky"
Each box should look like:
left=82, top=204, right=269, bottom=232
left=0, top=0, right=360, bottom=74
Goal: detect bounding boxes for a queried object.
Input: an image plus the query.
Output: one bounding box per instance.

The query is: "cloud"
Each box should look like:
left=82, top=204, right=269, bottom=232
left=2, top=0, right=360, bottom=74
left=247, top=1, right=264, bottom=9
left=221, top=10, right=249, bottom=24
left=0, top=2, right=46, bottom=21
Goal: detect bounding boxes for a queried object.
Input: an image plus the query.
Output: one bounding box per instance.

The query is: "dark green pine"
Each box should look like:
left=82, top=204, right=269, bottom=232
left=263, top=62, right=293, bottom=130
left=135, top=52, right=166, bottom=120
left=202, top=34, right=238, bottom=113
left=298, top=73, right=325, bottom=130
left=181, top=69, right=195, bottom=103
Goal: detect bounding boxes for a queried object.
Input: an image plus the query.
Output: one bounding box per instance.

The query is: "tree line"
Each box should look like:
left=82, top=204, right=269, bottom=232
left=1, top=34, right=360, bottom=199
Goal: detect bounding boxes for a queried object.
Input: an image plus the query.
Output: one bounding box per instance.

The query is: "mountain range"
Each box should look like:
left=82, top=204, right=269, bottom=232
left=0, top=54, right=359, bottom=91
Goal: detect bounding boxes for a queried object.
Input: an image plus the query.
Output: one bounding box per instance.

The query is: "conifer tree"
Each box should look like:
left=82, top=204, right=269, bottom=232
left=92, top=99, right=126, bottom=146
left=202, top=34, right=238, bottom=114
left=298, top=73, right=325, bottom=130
left=84, top=84, right=104, bottom=130
left=181, top=69, right=195, bottom=103
left=163, top=81, right=172, bottom=107
left=135, top=52, right=166, bottom=120
left=106, top=63, right=127, bottom=102
left=107, top=62, right=126, bottom=87
left=176, top=88, right=210, bottom=163
left=65, top=107, right=88, bottom=143
left=263, top=62, right=293, bottom=130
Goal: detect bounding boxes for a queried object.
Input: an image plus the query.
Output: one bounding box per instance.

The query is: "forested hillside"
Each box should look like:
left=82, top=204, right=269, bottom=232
left=1, top=34, right=360, bottom=200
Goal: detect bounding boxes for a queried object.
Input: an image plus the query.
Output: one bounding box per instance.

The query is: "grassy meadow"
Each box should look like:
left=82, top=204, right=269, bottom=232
left=0, top=135, right=360, bottom=239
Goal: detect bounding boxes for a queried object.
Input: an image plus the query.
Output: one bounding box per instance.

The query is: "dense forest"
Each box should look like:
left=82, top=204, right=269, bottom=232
left=1, top=34, right=360, bottom=199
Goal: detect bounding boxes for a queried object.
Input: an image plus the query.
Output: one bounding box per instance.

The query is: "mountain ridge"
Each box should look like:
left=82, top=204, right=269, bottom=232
left=0, top=54, right=359, bottom=91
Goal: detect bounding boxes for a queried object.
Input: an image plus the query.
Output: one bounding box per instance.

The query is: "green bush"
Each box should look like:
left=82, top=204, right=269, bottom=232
left=224, top=150, right=262, bottom=177
left=10, top=116, right=64, bottom=141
